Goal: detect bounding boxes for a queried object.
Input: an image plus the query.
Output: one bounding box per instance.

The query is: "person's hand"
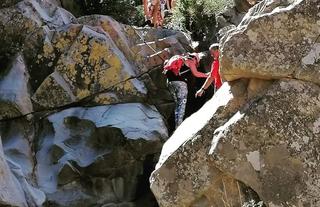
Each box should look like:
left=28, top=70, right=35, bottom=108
left=195, top=88, right=205, bottom=97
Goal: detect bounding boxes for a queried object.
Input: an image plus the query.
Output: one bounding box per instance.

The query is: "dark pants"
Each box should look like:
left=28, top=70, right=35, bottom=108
left=168, top=81, right=188, bottom=129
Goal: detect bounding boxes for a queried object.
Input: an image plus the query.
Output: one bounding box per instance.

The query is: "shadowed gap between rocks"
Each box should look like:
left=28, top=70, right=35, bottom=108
left=135, top=154, right=159, bottom=207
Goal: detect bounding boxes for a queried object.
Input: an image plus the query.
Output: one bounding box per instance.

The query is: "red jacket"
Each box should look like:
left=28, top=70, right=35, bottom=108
left=210, top=59, right=222, bottom=89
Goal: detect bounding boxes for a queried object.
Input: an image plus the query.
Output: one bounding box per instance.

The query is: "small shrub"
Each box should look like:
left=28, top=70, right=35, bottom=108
left=168, top=0, right=233, bottom=48
left=66, top=0, right=145, bottom=25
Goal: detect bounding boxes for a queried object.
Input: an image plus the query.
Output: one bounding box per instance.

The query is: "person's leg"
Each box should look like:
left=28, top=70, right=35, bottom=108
left=167, top=81, right=178, bottom=126
left=168, top=81, right=188, bottom=128
left=143, top=0, right=155, bottom=27
left=147, top=0, right=155, bottom=25
left=143, top=0, right=149, bottom=21
left=152, top=0, right=160, bottom=27
left=175, top=81, right=188, bottom=127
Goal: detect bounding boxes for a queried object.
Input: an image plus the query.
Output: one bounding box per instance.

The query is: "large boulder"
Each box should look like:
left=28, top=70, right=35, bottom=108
left=0, top=0, right=191, bottom=116
left=0, top=5, right=201, bottom=207
left=36, top=103, right=167, bottom=206
left=151, top=79, right=320, bottom=207
left=151, top=0, right=320, bottom=207
left=0, top=55, right=33, bottom=119
left=31, top=23, right=148, bottom=108
left=207, top=79, right=320, bottom=206
left=0, top=0, right=192, bottom=206
left=221, top=0, right=320, bottom=84
left=77, top=15, right=140, bottom=64
left=0, top=137, right=28, bottom=207
left=0, top=119, right=46, bottom=207
left=150, top=82, right=253, bottom=207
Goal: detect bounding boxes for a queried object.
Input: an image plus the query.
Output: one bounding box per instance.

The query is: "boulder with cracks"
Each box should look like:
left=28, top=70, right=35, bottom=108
left=151, top=1, right=320, bottom=207
left=0, top=0, right=193, bottom=206
left=36, top=104, right=167, bottom=206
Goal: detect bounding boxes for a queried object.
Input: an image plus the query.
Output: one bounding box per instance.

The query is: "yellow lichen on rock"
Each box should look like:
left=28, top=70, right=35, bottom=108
left=122, top=80, right=137, bottom=94
left=43, top=42, right=54, bottom=58
left=59, top=62, right=77, bottom=83
left=76, top=88, right=90, bottom=99
left=99, top=66, right=122, bottom=88
left=89, top=40, right=109, bottom=65
left=55, top=38, right=71, bottom=51
left=99, top=20, right=136, bottom=61
left=93, top=92, right=119, bottom=105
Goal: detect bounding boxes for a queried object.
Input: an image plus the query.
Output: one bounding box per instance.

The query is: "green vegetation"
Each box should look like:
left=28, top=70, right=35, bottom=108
left=63, top=0, right=233, bottom=47
left=168, top=0, right=233, bottom=48
left=62, top=0, right=145, bottom=25
left=84, top=0, right=145, bottom=25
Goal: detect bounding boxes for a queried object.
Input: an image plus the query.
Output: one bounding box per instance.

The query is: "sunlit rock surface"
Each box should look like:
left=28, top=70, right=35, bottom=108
left=221, top=0, right=320, bottom=83
left=0, top=137, right=29, bottom=207
left=0, top=0, right=192, bottom=206
left=151, top=0, right=320, bottom=206
left=151, top=79, right=320, bottom=207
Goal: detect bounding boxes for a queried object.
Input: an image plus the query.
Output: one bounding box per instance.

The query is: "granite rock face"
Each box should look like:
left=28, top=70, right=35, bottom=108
left=151, top=1, right=320, bottom=207
left=0, top=55, right=33, bottom=119
left=221, top=0, right=320, bottom=84
left=0, top=137, right=29, bottom=207
left=216, top=0, right=259, bottom=38
left=151, top=79, right=320, bottom=207
left=36, top=104, right=167, bottom=206
left=0, top=0, right=192, bottom=206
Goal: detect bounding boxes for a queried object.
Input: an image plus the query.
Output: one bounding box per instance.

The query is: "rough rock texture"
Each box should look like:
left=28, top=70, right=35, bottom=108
left=0, top=0, right=189, bottom=113
left=151, top=0, right=320, bottom=207
left=0, top=119, right=46, bottom=207
left=0, top=0, right=192, bottom=206
left=0, top=103, right=168, bottom=207
left=0, top=55, right=33, bottom=119
left=221, top=0, right=320, bottom=83
left=151, top=79, right=320, bottom=207
left=36, top=104, right=167, bottom=206
left=207, top=80, right=320, bottom=207
left=0, top=0, right=22, bottom=9
left=0, top=137, right=28, bottom=207
left=216, top=0, right=259, bottom=38
left=151, top=82, right=257, bottom=207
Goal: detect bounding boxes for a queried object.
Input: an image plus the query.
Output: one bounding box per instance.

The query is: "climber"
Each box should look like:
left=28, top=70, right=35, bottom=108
left=143, top=0, right=171, bottom=27
left=158, top=0, right=172, bottom=27
left=195, top=43, right=222, bottom=97
left=168, top=0, right=175, bottom=10
left=143, top=0, right=154, bottom=27
left=163, top=53, right=209, bottom=128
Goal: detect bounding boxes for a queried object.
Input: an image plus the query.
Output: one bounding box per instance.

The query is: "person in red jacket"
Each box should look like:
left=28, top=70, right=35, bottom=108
left=195, top=43, right=222, bottom=97
left=164, top=53, right=208, bottom=128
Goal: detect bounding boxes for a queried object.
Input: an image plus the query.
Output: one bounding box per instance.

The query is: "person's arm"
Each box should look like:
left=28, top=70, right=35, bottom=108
left=143, top=0, right=149, bottom=18
left=166, top=0, right=171, bottom=10
left=195, top=75, right=213, bottom=97
left=184, top=59, right=208, bottom=78
left=171, top=0, right=175, bottom=8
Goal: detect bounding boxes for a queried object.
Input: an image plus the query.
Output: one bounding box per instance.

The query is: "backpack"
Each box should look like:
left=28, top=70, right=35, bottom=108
left=163, top=55, right=187, bottom=76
